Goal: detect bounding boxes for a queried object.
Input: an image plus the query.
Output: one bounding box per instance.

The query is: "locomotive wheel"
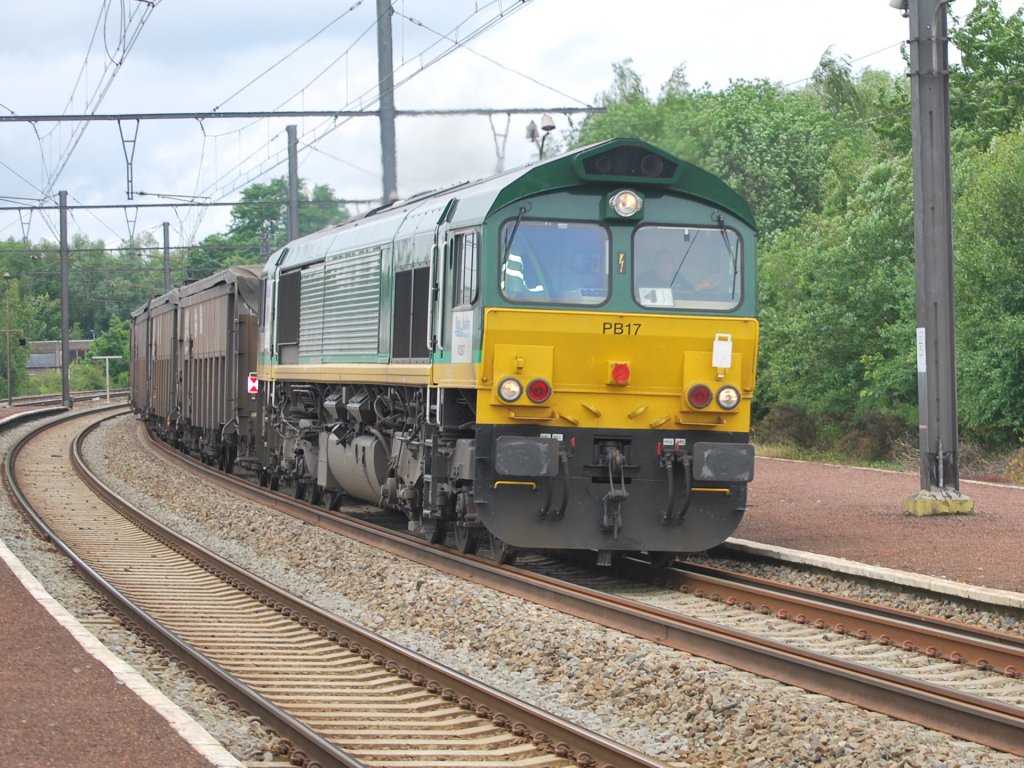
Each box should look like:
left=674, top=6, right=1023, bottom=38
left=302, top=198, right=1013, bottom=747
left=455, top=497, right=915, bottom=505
left=488, top=533, right=517, bottom=566
left=648, top=551, right=678, bottom=570
left=424, top=518, right=448, bottom=545
left=454, top=524, right=480, bottom=555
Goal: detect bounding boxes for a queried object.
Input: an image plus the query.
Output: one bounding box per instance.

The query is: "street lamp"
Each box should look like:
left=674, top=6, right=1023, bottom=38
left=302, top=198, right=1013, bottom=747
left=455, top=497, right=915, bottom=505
left=525, top=114, right=556, bottom=161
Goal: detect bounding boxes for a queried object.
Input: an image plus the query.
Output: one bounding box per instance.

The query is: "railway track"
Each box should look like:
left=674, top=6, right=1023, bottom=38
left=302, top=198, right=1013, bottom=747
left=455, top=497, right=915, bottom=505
left=136, top=415, right=1024, bottom=757
left=6, top=407, right=671, bottom=768
left=0, top=389, right=128, bottom=411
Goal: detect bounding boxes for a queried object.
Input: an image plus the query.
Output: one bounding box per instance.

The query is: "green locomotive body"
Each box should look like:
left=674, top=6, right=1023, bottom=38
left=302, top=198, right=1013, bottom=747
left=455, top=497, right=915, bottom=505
left=133, top=139, right=759, bottom=564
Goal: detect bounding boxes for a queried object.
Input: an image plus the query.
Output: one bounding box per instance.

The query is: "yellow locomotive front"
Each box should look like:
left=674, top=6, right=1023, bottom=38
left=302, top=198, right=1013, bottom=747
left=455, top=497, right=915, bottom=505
left=471, top=307, right=757, bottom=560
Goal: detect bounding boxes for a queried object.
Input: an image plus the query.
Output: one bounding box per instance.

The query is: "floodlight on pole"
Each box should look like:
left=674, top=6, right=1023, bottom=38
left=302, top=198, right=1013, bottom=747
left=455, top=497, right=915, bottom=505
left=526, top=114, right=556, bottom=160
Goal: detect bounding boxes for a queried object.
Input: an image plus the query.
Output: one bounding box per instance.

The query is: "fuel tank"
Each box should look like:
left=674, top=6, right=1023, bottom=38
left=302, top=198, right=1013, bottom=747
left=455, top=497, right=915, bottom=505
left=325, top=433, right=388, bottom=504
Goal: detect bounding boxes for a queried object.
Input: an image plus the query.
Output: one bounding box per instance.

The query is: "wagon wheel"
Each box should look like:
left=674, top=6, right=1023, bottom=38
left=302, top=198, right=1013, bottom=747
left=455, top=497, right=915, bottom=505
left=218, top=446, right=233, bottom=473
left=454, top=523, right=480, bottom=555
left=269, top=474, right=280, bottom=491
left=327, top=491, right=344, bottom=511
left=488, top=532, right=517, bottom=565
left=293, top=479, right=305, bottom=500
left=223, top=447, right=235, bottom=475
left=258, top=468, right=269, bottom=487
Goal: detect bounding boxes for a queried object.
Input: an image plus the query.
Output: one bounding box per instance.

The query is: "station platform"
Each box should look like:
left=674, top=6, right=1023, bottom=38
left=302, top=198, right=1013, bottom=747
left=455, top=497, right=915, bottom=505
left=0, top=538, right=242, bottom=768
left=731, top=456, right=1024, bottom=608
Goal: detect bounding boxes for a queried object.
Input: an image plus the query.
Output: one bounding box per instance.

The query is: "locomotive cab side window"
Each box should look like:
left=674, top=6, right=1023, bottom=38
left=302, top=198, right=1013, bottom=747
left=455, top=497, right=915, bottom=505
left=633, top=225, right=742, bottom=311
left=452, top=231, right=479, bottom=307
left=500, top=220, right=609, bottom=305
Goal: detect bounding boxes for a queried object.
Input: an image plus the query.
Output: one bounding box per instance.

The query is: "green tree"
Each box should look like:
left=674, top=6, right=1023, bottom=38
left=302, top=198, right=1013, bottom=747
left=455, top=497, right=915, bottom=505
left=183, top=178, right=351, bottom=280
left=74, top=315, right=131, bottom=390
left=228, top=177, right=349, bottom=252
left=0, top=276, right=54, bottom=399
left=183, top=234, right=241, bottom=281
left=812, top=50, right=864, bottom=120
left=950, top=0, right=1024, bottom=148
left=953, top=132, right=1024, bottom=443
left=758, top=156, right=916, bottom=418
left=69, top=358, right=106, bottom=391
left=303, top=183, right=351, bottom=234
left=572, top=60, right=663, bottom=148
left=681, top=79, right=841, bottom=235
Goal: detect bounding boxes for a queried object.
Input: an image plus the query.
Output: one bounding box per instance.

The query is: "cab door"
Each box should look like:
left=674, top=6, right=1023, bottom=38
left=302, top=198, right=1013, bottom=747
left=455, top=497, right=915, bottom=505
left=429, top=198, right=459, bottom=361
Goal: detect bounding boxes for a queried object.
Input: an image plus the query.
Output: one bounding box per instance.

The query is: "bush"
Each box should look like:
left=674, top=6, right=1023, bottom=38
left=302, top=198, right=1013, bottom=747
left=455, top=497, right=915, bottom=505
left=753, top=403, right=818, bottom=448
left=1006, top=449, right=1024, bottom=485
left=835, top=411, right=914, bottom=462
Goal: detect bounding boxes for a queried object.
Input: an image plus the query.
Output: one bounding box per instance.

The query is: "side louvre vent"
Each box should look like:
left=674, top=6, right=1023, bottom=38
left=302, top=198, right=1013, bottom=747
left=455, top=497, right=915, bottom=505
left=581, top=145, right=677, bottom=180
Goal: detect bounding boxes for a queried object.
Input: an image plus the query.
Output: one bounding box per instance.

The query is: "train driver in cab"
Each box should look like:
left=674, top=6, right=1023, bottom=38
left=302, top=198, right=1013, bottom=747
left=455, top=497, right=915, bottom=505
left=635, top=232, right=736, bottom=308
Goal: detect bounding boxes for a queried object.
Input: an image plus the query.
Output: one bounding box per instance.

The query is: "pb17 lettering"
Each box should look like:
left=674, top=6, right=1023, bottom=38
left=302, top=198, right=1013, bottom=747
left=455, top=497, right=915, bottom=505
left=602, top=322, right=641, bottom=335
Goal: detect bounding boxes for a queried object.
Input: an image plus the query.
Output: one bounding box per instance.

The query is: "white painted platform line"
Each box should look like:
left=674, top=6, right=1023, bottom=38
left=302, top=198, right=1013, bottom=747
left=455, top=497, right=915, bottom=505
left=726, top=537, right=1024, bottom=610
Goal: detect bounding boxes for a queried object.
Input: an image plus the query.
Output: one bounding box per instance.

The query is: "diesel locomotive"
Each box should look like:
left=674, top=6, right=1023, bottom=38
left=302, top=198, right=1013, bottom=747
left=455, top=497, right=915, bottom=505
left=131, top=138, right=759, bottom=565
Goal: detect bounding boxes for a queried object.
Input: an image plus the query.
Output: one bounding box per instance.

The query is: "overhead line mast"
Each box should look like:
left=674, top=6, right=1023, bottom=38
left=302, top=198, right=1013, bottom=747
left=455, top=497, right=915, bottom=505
left=377, top=0, right=398, bottom=203
left=892, top=0, right=974, bottom=516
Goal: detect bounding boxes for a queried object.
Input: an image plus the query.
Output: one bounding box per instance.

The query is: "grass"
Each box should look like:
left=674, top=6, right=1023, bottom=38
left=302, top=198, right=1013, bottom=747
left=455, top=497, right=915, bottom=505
left=753, top=438, right=1024, bottom=486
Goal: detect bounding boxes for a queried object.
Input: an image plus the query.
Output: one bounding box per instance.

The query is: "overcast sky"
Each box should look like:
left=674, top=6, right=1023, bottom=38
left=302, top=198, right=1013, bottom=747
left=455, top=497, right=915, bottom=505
left=0, top=0, right=1009, bottom=250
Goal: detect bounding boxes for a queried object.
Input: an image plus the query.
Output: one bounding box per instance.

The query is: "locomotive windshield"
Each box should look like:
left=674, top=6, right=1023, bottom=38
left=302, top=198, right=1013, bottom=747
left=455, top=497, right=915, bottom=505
left=634, top=225, right=742, bottom=311
left=500, top=220, right=609, bottom=305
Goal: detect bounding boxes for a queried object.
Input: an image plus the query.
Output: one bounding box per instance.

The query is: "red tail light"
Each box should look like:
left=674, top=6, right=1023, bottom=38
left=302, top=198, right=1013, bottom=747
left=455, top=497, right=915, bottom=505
left=526, top=378, right=552, bottom=403
left=611, top=362, right=630, bottom=385
left=687, top=383, right=713, bottom=409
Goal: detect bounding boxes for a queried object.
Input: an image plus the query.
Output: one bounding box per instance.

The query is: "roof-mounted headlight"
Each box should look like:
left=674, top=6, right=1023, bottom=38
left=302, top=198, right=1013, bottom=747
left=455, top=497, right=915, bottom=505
left=609, top=189, right=643, bottom=217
